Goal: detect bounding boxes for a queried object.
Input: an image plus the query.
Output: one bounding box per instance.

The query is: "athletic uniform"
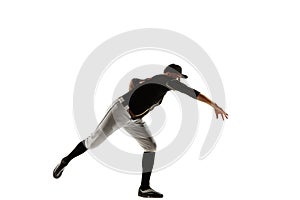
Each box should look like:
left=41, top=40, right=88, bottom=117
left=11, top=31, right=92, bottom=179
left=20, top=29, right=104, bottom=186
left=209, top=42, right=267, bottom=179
left=53, top=64, right=200, bottom=198
left=122, top=74, right=200, bottom=119
left=84, top=74, right=200, bottom=150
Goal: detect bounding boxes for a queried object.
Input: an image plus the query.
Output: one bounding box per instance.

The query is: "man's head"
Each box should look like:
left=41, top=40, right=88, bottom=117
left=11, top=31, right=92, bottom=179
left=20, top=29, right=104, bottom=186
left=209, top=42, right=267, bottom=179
left=164, top=64, right=188, bottom=80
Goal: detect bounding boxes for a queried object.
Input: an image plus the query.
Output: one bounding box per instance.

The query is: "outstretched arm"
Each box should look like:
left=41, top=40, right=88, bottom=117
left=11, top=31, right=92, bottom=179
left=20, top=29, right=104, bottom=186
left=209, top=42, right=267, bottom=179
left=166, top=79, right=228, bottom=120
left=196, top=93, right=228, bottom=120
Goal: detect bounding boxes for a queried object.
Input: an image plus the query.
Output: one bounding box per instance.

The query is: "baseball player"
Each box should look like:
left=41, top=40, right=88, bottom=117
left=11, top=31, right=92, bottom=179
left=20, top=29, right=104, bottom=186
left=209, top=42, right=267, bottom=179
left=53, top=64, right=228, bottom=198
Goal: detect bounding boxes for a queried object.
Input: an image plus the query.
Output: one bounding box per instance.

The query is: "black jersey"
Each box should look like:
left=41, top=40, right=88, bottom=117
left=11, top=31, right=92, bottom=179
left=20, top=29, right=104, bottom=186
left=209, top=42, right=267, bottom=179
left=121, top=74, right=200, bottom=118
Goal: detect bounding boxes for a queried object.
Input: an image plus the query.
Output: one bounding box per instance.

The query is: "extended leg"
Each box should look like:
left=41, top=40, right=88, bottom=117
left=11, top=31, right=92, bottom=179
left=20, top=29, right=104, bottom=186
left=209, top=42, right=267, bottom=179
left=63, top=140, right=87, bottom=164
left=53, top=141, right=87, bottom=179
left=53, top=100, right=129, bottom=179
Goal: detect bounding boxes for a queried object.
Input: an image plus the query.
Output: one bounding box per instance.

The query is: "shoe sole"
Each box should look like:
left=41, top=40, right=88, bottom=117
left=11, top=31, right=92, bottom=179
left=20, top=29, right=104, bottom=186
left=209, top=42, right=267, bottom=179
left=138, top=193, right=163, bottom=198
left=138, top=195, right=163, bottom=198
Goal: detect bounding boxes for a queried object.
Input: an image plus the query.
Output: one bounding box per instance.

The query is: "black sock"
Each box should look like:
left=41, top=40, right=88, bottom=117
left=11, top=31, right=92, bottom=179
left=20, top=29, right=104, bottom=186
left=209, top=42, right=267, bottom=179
left=62, top=140, right=87, bottom=164
left=141, top=151, right=155, bottom=188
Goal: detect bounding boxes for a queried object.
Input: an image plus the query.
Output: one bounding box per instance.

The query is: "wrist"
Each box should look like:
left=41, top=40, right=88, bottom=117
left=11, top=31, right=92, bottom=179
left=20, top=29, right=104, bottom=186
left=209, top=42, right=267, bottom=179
left=211, top=102, right=217, bottom=108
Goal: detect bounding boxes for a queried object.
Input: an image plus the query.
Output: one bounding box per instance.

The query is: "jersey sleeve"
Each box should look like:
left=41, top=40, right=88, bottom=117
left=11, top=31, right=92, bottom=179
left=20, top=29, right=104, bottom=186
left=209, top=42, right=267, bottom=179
left=166, top=79, right=200, bottom=99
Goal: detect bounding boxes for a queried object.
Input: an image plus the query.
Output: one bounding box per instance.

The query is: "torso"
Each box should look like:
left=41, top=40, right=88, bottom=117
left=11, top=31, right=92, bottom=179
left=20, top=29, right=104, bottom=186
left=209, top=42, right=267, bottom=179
left=121, top=74, right=173, bottom=118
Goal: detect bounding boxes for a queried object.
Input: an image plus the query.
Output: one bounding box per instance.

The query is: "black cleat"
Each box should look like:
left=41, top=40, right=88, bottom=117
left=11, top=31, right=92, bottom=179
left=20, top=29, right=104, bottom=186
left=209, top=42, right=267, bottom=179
left=53, top=159, right=68, bottom=179
left=138, top=186, right=163, bottom=198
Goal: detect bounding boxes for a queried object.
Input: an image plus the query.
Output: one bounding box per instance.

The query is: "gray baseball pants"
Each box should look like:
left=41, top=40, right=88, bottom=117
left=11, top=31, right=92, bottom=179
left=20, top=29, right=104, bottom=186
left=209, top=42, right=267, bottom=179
left=84, top=97, right=156, bottom=152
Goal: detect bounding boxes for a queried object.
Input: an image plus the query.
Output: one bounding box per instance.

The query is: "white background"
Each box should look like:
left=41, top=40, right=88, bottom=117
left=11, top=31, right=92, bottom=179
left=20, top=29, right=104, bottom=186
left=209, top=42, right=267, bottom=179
left=1, top=1, right=299, bottom=200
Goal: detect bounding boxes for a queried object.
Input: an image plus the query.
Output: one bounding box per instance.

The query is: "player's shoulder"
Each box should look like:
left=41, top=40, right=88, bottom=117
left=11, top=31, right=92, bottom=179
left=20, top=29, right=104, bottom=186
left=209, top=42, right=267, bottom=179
left=131, top=74, right=171, bottom=86
left=131, top=78, right=143, bottom=85
left=151, top=74, right=172, bottom=82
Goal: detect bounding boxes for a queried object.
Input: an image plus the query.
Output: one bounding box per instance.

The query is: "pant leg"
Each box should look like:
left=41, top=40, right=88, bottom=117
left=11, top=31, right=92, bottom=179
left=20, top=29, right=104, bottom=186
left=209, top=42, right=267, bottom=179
left=123, top=118, right=157, bottom=186
left=84, top=99, right=131, bottom=149
left=123, top=118, right=157, bottom=152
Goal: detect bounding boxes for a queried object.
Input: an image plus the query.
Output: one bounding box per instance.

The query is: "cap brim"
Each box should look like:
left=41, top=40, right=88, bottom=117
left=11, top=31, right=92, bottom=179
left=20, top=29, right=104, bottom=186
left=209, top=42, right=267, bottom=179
left=181, top=74, right=188, bottom=79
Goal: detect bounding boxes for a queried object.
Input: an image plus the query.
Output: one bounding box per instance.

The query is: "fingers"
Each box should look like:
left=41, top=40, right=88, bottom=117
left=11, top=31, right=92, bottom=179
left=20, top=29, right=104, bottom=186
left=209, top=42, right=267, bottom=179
left=217, top=111, right=229, bottom=120
left=215, top=107, right=229, bottom=120
left=222, top=111, right=229, bottom=120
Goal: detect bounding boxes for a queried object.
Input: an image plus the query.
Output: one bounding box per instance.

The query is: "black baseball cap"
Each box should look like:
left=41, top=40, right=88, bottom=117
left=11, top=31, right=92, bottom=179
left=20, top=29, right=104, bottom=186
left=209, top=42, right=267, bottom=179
left=164, top=64, right=188, bottom=79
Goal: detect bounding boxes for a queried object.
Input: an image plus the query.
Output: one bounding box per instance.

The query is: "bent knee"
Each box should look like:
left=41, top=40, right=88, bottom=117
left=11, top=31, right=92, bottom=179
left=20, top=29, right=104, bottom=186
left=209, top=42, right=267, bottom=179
left=145, top=141, right=156, bottom=152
